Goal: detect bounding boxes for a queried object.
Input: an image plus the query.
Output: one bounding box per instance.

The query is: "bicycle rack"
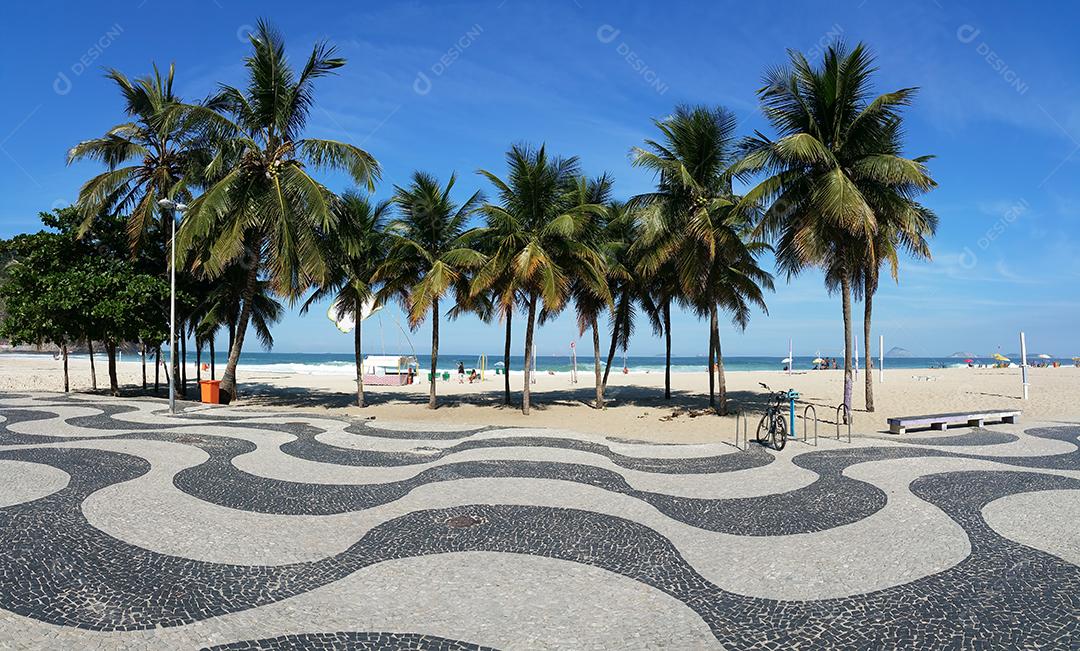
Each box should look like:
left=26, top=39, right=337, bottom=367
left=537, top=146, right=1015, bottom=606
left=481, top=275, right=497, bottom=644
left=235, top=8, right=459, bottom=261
left=734, top=412, right=750, bottom=450
left=734, top=412, right=741, bottom=449
left=801, top=404, right=818, bottom=445
left=834, top=404, right=852, bottom=443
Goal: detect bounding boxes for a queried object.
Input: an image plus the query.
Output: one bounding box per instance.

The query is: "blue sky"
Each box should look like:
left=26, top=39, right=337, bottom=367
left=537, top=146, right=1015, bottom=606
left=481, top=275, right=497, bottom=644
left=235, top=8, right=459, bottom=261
left=1, top=1, right=1077, bottom=358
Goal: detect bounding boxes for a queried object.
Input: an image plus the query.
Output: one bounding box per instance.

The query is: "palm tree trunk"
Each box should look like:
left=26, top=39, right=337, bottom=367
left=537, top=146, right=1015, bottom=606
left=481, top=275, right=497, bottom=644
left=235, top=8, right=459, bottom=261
left=602, top=318, right=619, bottom=391
left=712, top=304, right=726, bottom=416
left=180, top=331, right=187, bottom=396
left=171, top=332, right=181, bottom=399
left=209, top=336, right=216, bottom=380
left=522, top=294, right=538, bottom=415
left=863, top=274, right=875, bottom=412
left=591, top=317, right=603, bottom=409
left=707, top=312, right=715, bottom=407
left=141, top=342, right=147, bottom=390
left=841, top=273, right=854, bottom=422
left=219, top=264, right=259, bottom=404
left=196, top=338, right=202, bottom=384
left=61, top=342, right=69, bottom=392
left=663, top=299, right=672, bottom=400
left=503, top=308, right=512, bottom=406
left=355, top=297, right=365, bottom=408
left=429, top=297, right=439, bottom=409
left=154, top=346, right=160, bottom=393
left=87, top=338, right=97, bottom=391
left=106, top=341, right=119, bottom=396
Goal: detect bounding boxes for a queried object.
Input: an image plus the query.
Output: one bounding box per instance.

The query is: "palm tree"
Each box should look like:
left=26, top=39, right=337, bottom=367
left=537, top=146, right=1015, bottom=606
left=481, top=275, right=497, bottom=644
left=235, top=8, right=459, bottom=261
left=195, top=266, right=284, bottom=358
left=686, top=227, right=773, bottom=413
left=565, top=174, right=615, bottom=409
left=176, top=20, right=379, bottom=403
left=474, top=144, right=605, bottom=415
left=68, top=63, right=203, bottom=250
left=377, top=172, right=483, bottom=409
left=302, top=192, right=391, bottom=407
left=631, top=104, right=766, bottom=406
left=68, top=63, right=205, bottom=395
left=855, top=148, right=937, bottom=410
left=599, top=201, right=658, bottom=393
left=736, top=42, right=935, bottom=417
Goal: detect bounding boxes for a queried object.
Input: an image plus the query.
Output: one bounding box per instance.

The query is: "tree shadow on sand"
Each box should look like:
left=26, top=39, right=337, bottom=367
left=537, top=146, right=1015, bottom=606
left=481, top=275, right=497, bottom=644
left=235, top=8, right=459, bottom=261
left=222, top=381, right=784, bottom=418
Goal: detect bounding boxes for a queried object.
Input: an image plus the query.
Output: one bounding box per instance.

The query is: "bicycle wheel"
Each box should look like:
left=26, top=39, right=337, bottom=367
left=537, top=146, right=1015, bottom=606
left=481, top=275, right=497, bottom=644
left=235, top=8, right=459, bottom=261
left=756, top=413, right=770, bottom=444
left=772, top=416, right=788, bottom=451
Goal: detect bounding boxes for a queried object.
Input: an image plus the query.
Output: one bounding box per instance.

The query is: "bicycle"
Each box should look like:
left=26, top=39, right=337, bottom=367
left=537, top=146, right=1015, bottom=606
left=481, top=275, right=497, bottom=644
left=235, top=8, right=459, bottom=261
left=755, top=382, right=788, bottom=450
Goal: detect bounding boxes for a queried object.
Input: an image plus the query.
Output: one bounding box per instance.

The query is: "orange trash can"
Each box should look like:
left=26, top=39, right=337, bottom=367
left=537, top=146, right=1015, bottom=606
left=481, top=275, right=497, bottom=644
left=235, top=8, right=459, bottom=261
left=199, top=380, right=221, bottom=404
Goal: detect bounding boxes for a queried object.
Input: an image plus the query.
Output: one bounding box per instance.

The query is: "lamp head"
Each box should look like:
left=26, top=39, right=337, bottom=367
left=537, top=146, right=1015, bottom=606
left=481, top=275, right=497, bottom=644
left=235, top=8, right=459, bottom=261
left=157, top=199, right=188, bottom=212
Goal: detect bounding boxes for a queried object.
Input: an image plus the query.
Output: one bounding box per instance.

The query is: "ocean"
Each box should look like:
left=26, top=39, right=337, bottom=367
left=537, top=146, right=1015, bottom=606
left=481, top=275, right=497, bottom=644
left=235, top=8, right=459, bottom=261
left=35, top=351, right=998, bottom=375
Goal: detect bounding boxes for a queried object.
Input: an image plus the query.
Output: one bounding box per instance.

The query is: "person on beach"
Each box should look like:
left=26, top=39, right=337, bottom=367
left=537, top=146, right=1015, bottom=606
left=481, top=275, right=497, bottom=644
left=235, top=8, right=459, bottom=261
left=457, top=362, right=465, bottom=383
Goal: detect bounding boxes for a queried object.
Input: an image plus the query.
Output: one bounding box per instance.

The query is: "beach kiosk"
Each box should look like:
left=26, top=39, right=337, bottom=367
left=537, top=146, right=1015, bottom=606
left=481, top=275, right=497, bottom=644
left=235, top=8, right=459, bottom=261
left=362, top=355, right=419, bottom=386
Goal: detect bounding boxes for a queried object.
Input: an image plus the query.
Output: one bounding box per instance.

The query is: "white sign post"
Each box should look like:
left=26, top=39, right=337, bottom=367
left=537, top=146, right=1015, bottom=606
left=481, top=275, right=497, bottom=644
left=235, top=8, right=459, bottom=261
left=1020, top=331, right=1029, bottom=400
left=854, top=335, right=859, bottom=378
left=879, top=335, right=884, bottom=383
left=570, top=342, right=578, bottom=384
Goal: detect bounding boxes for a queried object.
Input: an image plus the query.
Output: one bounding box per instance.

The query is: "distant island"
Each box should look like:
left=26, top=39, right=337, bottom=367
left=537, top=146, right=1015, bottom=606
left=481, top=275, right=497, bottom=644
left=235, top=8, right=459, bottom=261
left=949, top=351, right=977, bottom=358
left=885, top=347, right=914, bottom=358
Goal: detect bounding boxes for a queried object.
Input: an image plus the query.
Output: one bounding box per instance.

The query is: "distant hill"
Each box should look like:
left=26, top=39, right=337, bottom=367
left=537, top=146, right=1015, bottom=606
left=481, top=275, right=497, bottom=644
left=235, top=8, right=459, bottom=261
left=949, top=351, right=977, bottom=358
left=885, top=347, right=914, bottom=358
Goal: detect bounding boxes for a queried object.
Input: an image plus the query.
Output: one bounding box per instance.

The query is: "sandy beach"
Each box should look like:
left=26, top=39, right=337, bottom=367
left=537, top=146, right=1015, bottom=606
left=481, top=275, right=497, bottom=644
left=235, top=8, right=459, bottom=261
left=2, top=354, right=1076, bottom=443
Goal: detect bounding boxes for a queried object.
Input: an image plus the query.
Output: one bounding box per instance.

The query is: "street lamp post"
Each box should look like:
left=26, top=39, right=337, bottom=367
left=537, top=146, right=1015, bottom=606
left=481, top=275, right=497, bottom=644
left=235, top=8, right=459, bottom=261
left=157, top=199, right=187, bottom=414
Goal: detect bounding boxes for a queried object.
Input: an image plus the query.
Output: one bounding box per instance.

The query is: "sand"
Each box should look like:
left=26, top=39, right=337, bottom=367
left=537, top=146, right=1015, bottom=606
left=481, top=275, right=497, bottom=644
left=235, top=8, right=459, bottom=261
left=1, top=354, right=1077, bottom=443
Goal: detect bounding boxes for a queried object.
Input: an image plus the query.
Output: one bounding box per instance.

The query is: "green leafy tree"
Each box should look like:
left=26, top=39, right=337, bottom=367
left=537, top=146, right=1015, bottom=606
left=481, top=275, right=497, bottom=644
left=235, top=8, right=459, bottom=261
left=75, top=261, right=169, bottom=395
left=177, top=20, right=379, bottom=403
left=0, top=230, right=82, bottom=390
left=0, top=209, right=168, bottom=395
left=377, top=172, right=483, bottom=409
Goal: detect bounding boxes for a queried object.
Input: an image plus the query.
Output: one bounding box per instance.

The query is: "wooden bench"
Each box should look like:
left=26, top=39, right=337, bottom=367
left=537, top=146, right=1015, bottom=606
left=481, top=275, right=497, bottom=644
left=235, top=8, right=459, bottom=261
left=888, top=411, right=1020, bottom=435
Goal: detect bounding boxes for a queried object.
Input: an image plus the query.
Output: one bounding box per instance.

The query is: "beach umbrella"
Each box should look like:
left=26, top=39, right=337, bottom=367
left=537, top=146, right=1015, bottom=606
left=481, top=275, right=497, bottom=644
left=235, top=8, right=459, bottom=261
left=327, top=301, right=355, bottom=333
left=1037, top=354, right=1052, bottom=359
left=327, top=296, right=383, bottom=334
left=992, top=353, right=1010, bottom=362
left=812, top=357, right=824, bottom=364
left=964, top=359, right=974, bottom=363
left=781, top=357, right=792, bottom=364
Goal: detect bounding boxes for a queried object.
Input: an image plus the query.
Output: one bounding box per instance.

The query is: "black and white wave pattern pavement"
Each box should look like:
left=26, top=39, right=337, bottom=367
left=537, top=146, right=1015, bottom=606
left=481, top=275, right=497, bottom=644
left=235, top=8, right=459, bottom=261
left=1, top=392, right=1078, bottom=650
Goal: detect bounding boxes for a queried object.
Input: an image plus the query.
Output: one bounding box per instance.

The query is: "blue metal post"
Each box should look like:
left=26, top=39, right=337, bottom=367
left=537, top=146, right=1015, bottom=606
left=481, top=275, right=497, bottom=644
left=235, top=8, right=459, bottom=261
left=788, top=389, right=799, bottom=439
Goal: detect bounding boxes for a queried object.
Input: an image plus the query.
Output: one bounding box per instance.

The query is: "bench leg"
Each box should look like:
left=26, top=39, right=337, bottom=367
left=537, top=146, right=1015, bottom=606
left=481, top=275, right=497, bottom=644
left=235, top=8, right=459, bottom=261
left=931, top=422, right=948, bottom=432
left=889, top=423, right=904, bottom=435
left=1003, top=415, right=1018, bottom=424
left=968, top=419, right=984, bottom=428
